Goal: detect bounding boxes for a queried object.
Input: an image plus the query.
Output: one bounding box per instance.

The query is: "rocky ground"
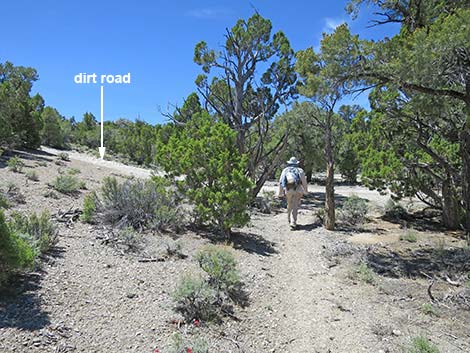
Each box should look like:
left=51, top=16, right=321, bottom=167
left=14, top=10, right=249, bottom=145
left=1, top=148, right=469, bottom=353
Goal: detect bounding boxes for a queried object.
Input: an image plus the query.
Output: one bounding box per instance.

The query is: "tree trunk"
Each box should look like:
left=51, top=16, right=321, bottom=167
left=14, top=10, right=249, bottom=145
left=251, top=134, right=287, bottom=198
left=325, top=122, right=335, bottom=230
left=442, top=177, right=461, bottom=230
left=304, top=164, right=313, bottom=183
left=461, top=103, right=470, bottom=234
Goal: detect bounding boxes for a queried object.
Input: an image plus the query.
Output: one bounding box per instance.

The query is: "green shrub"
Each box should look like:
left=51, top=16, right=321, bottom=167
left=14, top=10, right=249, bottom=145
left=421, top=303, right=439, bottom=317
left=81, top=192, right=97, bottom=223
left=173, top=245, right=246, bottom=322
left=4, top=183, right=26, bottom=204
left=172, top=274, right=218, bottom=322
left=25, top=170, right=39, bottom=181
left=155, top=112, right=253, bottom=235
left=98, top=176, right=183, bottom=231
left=0, top=193, right=10, bottom=209
left=7, top=156, right=24, bottom=173
left=114, top=227, right=144, bottom=253
left=168, top=333, right=209, bottom=353
left=57, top=152, right=70, bottom=161
left=195, top=245, right=240, bottom=293
left=409, top=336, right=440, bottom=353
left=0, top=210, right=35, bottom=286
left=9, top=211, right=58, bottom=254
left=35, top=161, right=48, bottom=167
left=400, top=229, right=418, bottom=242
left=349, top=262, right=376, bottom=284
left=52, top=175, right=81, bottom=194
left=253, top=190, right=282, bottom=213
left=67, top=168, right=81, bottom=175
left=339, top=195, right=368, bottom=225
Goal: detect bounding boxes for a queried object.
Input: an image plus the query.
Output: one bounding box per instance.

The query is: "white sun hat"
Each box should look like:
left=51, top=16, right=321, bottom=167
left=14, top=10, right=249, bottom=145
left=287, top=157, right=300, bottom=165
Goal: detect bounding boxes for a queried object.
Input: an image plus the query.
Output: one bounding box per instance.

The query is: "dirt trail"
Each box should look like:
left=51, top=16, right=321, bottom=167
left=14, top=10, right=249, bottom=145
left=1, top=149, right=469, bottom=353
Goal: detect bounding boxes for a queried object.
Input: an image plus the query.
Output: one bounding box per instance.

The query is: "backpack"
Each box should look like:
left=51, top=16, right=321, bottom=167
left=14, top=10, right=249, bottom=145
left=284, top=167, right=301, bottom=190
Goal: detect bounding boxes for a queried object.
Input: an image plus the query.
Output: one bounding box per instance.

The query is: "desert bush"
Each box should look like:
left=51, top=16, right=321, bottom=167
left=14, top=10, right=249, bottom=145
left=168, top=333, right=209, bottom=353
left=52, top=175, right=81, bottom=194
left=349, top=262, right=376, bottom=284
left=253, top=190, right=282, bottom=214
left=400, top=228, right=418, bottom=242
left=339, top=195, right=368, bottom=225
left=172, top=274, right=219, bottom=322
left=9, top=211, right=58, bottom=254
left=113, top=227, right=144, bottom=253
left=0, top=210, right=35, bottom=286
left=81, top=192, right=97, bottom=223
left=409, top=336, right=440, bottom=353
left=43, top=190, right=59, bottom=199
left=421, top=303, right=439, bottom=317
left=98, top=176, right=183, bottom=231
left=195, top=245, right=240, bottom=294
left=35, top=161, right=48, bottom=167
left=384, top=198, right=407, bottom=219
left=25, top=170, right=39, bottom=181
left=4, top=183, right=26, bottom=204
left=67, top=168, right=81, bottom=175
left=0, top=192, right=10, bottom=209
left=57, top=152, right=70, bottom=161
left=173, top=245, right=245, bottom=322
left=7, top=156, right=24, bottom=173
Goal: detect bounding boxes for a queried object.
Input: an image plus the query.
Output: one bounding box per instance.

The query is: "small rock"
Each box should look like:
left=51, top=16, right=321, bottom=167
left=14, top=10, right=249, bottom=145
left=392, top=329, right=402, bottom=336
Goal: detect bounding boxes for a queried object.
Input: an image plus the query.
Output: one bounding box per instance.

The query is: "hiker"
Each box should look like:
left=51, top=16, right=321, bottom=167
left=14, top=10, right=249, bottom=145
left=278, top=157, right=308, bottom=228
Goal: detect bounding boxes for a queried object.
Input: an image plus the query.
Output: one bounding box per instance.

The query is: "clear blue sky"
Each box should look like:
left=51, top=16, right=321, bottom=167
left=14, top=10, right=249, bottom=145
left=1, top=0, right=398, bottom=125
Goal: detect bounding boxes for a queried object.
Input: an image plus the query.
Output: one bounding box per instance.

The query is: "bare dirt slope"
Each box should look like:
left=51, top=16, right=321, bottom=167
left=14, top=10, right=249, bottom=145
left=1, top=149, right=469, bottom=353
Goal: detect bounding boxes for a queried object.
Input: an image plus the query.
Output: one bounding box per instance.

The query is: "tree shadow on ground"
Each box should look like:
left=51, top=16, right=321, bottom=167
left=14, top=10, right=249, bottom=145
left=0, top=272, right=50, bottom=331
left=229, top=232, right=278, bottom=256
left=0, top=149, right=55, bottom=169
left=367, top=246, right=470, bottom=279
left=381, top=210, right=447, bottom=232
left=301, top=192, right=349, bottom=210
left=0, top=246, right=65, bottom=331
left=191, top=226, right=278, bottom=257
left=294, top=222, right=322, bottom=232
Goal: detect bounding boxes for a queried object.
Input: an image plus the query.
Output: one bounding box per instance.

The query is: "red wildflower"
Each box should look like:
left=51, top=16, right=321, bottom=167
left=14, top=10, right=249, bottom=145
left=153, top=349, right=160, bottom=353
left=193, top=319, right=200, bottom=327
left=186, top=348, right=193, bottom=353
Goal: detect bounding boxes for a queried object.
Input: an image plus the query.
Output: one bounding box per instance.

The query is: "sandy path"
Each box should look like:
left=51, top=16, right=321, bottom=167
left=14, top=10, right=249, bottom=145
left=240, top=210, right=388, bottom=352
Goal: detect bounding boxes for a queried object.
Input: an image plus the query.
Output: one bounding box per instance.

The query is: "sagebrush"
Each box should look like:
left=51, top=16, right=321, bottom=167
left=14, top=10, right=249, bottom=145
left=7, top=156, right=24, bottom=173
left=9, top=210, right=58, bottom=254
left=91, top=176, right=184, bottom=232
left=339, top=195, right=368, bottom=225
left=173, top=245, right=246, bottom=322
left=52, top=175, right=82, bottom=194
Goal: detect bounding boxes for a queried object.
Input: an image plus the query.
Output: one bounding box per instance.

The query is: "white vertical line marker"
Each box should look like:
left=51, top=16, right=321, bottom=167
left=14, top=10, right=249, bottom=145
left=98, top=85, right=106, bottom=159
left=100, top=85, right=104, bottom=147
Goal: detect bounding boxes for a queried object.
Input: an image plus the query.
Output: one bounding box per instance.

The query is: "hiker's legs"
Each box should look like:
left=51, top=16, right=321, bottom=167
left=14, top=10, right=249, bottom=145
left=291, top=192, right=302, bottom=225
left=286, top=191, right=294, bottom=224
